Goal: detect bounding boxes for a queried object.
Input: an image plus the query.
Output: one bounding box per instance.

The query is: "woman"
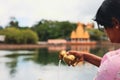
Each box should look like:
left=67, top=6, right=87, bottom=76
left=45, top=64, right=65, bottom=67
left=66, top=0, right=120, bottom=80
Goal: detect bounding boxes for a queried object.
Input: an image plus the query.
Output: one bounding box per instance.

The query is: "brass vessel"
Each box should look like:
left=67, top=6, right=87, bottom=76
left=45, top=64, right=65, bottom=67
left=59, top=50, right=76, bottom=66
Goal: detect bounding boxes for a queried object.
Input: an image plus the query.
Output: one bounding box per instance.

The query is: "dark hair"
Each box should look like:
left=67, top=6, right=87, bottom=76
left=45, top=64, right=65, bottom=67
left=94, top=0, right=120, bottom=28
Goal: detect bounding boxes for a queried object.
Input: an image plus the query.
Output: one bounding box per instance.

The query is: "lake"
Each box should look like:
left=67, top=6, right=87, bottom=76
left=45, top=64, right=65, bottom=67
left=0, top=44, right=119, bottom=80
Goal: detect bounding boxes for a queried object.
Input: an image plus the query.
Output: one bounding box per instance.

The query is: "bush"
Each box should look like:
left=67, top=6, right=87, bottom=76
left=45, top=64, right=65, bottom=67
left=21, top=29, right=39, bottom=44
left=1, top=27, right=38, bottom=44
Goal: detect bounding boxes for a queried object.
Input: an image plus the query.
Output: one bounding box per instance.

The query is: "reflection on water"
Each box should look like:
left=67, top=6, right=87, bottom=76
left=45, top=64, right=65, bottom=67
left=0, top=44, right=119, bottom=80
left=48, top=44, right=96, bottom=52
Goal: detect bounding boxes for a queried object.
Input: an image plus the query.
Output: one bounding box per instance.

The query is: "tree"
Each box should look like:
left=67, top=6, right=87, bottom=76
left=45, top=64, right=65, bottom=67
left=7, top=17, right=19, bottom=28
left=1, top=27, right=38, bottom=44
left=87, top=29, right=107, bottom=41
left=31, top=19, right=76, bottom=41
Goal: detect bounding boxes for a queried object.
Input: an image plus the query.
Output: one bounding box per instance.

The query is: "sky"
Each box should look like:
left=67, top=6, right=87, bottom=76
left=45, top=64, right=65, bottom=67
left=0, top=0, right=104, bottom=27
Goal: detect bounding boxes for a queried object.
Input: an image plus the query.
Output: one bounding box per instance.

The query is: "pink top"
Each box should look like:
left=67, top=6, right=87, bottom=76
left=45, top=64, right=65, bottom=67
left=95, top=49, right=120, bottom=80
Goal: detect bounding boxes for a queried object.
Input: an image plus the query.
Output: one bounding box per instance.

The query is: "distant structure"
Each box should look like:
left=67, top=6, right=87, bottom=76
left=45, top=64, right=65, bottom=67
left=47, top=22, right=95, bottom=45
left=70, top=22, right=94, bottom=42
left=47, top=39, right=67, bottom=45
left=0, top=35, right=5, bottom=43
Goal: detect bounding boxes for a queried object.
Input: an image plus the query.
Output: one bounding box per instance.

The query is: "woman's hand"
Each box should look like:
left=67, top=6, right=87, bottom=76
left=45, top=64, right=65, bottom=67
left=59, top=50, right=101, bottom=67
left=66, top=51, right=87, bottom=66
left=67, top=51, right=85, bottom=59
left=67, top=50, right=102, bottom=67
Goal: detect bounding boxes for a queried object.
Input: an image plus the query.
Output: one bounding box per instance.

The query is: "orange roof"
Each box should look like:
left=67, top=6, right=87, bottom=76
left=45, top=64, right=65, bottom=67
left=70, top=31, right=76, bottom=38
left=83, top=31, right=90, bottom=38
left=70, top=22, right=90, bottom=39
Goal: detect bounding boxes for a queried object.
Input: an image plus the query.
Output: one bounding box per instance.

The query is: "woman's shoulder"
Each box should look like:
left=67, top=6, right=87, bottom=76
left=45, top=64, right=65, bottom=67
left=106, top=48, right=120, bottom=56
left=95, top=49, right=120, bottom=80
left=101, top=48, right=120, bottom=64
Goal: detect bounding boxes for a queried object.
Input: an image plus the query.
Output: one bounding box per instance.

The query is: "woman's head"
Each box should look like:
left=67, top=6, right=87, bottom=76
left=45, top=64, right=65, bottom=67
left=95, top=0, right=120, bottom=43
left=95, top=0, right=120, bottom=27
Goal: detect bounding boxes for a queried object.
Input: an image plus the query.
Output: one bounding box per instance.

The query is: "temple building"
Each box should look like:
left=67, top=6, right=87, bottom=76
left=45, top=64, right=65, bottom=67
left=70, top=22, right=94, bottom=42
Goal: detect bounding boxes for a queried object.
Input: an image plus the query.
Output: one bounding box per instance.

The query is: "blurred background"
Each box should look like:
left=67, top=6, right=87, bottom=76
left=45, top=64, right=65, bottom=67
left=0, top=0, right=119, bottom=80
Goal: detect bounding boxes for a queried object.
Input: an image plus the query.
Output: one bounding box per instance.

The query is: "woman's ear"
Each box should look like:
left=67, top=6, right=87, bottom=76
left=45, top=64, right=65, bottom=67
left=112, top=17, right=120, bottom=29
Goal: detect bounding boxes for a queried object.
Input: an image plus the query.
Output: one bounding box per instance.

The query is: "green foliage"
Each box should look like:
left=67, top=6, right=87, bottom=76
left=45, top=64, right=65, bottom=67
left=0, top=27, right=38, bottom=44
left=6, top=17, right=19, bottom=28
left=9, top=21, right=19, bottom=28
left=31, top=19, right=76, bottom=41
left=3, top=28, right=21, bottom=44
left=2, top=18, right=107, bottom=42
left=32, top=19, right=107, bottom=41
left=87, top=29, right=107, bottom=41
left=21, top=29, right=39, bottom=44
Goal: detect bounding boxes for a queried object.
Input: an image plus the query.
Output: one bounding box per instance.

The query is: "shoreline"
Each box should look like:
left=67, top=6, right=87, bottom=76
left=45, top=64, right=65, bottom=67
left=0, top=41, right=118, bottom=50
left=0, top=43, right=96, bottom=50
left=0, top=44, right=48, bottom=50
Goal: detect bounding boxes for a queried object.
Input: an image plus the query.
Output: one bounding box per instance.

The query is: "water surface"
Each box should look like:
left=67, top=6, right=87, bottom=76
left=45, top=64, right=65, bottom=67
left=0, top=44, right=118, bottom=80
